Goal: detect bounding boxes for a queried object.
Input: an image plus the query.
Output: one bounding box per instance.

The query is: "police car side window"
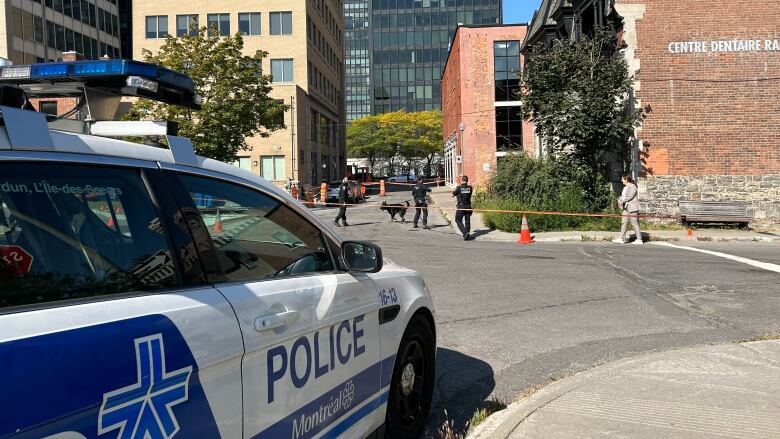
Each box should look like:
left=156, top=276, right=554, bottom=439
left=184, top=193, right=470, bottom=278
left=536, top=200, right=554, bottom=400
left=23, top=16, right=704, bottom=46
left=177, top=174, right=335, bottom=282
left=0, top=163, right=179, bottom=308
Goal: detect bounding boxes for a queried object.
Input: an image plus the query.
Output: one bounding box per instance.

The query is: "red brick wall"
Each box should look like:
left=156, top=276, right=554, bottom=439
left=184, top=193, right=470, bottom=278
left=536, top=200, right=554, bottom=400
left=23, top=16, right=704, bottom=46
left=442, top=30, right=463, bottom=161
left=441, top=25, right=530, bottom=187
left=620, top=0, right=780, bottom=176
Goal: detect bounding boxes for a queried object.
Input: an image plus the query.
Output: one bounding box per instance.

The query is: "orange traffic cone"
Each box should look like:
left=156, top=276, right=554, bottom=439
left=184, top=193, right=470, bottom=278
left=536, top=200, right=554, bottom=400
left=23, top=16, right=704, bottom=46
left=213, top=209, right=223, bottom=233
left=107, top=216, right=115, bottom=228
left=517, top=215, right=534, bottom=244
left=687, top=228, right=694, bottom=237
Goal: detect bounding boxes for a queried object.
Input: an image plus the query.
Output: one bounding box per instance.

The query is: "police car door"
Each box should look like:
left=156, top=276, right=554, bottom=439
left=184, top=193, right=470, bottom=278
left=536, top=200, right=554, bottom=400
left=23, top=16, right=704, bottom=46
left=0, top=159, right=244, bottom=438
left=168, top=172, right=383, bottom=439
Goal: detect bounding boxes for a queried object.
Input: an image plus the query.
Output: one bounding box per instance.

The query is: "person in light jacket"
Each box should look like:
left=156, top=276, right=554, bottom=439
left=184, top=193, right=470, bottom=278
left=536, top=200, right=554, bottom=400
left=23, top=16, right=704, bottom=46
left=613, top=174, right=643, bottom=245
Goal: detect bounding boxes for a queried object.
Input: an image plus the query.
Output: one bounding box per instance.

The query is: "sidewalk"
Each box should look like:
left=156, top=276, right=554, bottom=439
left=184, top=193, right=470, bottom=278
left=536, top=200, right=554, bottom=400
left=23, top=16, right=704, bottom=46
left=469, top=339, right=780, bottom=439
left=429, top=188, right=780, bottom=243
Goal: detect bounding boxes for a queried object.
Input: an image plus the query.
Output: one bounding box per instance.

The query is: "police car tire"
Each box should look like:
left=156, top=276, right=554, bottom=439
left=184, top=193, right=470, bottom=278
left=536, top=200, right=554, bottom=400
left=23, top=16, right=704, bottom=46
left=384, top=314, right=435, bottom=439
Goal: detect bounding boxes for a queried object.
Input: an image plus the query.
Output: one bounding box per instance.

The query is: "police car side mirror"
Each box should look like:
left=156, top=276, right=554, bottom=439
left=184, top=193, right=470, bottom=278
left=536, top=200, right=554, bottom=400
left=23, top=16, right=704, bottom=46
left=341, top=241, right=383, bottom=273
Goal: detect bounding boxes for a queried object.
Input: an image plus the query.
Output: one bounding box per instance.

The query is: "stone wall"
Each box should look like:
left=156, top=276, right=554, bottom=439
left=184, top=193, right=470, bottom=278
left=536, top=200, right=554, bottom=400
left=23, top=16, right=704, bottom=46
left=639, top=175, right=780, bottom=221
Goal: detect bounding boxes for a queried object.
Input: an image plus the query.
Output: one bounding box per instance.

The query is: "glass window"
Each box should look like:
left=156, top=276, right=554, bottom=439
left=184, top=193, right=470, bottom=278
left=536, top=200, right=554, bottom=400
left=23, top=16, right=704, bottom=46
left=39, top=101, right=58, bottom=115
left=176, top=14, right=198, bottom=37
left=33, top=16, right=44, bottom=43
left=495, top=106, right=523, bottom=152
left=234, top=157, right=252, bottom=171
left=239, top=12, right=261, bottom=36
left=146, top=15, right=168, bottom=39
left=46, top=20, right=55, bottom=49
left=270, top=59, right=293, bottom=82
left=260, top=156, right=286, bottom=181
left=269, top=12, right=292, bottom=35
left=0, top=164, right=179, bottom=308
left=494, top=40, right=521, bottom=101
left=207, top=13, right=230, bottom=36
left=178, top=175, right=334, bottom=282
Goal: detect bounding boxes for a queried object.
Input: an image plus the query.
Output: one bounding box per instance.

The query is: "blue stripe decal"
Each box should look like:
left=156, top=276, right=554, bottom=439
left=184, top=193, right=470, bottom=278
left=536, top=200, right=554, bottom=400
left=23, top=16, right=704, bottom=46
left=253, top=355, right=396, bottom=439
left=380, top=355, right=396, bottom=389
left=320, top=391, right=389, bottom=439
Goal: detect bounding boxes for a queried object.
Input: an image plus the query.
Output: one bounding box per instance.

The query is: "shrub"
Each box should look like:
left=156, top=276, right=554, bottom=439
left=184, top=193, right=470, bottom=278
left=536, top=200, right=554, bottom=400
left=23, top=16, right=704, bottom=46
left=477, top=154, right=620, bottom=232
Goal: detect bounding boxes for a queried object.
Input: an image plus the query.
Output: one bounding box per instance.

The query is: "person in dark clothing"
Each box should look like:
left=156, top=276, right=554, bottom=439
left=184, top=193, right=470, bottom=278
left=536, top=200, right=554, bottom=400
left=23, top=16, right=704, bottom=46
left=452, top=176, right=473, bottom=240
left=334, top=177, right=349, bottom=227
left=411, top=180, right=431, bottom=229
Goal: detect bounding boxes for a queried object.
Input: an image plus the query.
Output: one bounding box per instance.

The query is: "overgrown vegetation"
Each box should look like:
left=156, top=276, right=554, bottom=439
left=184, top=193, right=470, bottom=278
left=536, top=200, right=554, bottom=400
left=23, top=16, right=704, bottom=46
left=477, top=154, right=620, bottom=232
left=520, top=29, right=645, bottom=172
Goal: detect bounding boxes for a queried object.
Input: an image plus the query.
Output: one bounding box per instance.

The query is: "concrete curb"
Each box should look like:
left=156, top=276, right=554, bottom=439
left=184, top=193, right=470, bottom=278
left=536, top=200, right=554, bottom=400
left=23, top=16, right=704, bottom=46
left=428, top=192, right=780, bottom=243
left=467, top=340, right=780, bottom=438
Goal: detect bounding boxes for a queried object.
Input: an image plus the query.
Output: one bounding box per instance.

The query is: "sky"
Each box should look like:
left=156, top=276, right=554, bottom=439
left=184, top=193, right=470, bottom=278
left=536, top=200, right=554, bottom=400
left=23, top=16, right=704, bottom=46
left=503, top=0, right=542, bottom=24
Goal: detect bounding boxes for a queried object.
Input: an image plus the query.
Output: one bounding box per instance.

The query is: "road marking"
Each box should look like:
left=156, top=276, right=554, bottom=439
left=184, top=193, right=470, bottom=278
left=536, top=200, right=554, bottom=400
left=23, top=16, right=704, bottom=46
left=651, top=242, right=780, bottom=274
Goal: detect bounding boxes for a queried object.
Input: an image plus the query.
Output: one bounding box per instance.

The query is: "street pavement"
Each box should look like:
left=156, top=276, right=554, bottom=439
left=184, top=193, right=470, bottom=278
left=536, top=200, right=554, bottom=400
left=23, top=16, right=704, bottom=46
left=310, top=189, right=780, bottom=437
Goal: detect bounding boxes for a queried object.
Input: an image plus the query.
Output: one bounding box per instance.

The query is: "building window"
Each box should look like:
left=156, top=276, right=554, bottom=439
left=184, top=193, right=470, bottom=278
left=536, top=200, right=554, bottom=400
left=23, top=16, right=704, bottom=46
left=269, top=12, right=292, bottom=35
left=146, top=15, right=168, bottom=39
left=261, top=156, right=286, bottom=181
left=176, top=14, right=198, bottom=37
left=495, top=106, right=523, bottom=152
left=33, top=16, right=44, bottom=43
left=270, top=59, right=293, bottom=83
left=207, top=13, right=230, bottom=36
left=494, top=40, right=521, bottom=101
left=234, top=157, right=252, bottom=171
left=39, top=101, right=58, bottom=115
left=239, top=12, right=261, bottom=36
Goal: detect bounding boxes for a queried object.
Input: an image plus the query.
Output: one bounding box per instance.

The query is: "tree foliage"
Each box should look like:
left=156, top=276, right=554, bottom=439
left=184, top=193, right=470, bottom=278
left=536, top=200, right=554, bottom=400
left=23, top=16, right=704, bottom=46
left=346, top=110, right=442, bottom=175
left=520, top=30, right=644, bottom=171
left=125, top=28, right=286, bottom=163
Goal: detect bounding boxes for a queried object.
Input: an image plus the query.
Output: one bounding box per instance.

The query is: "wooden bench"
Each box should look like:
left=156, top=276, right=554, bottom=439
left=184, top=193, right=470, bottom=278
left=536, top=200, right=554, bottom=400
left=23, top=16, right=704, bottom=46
left=678, top=200, right=752, bottom=226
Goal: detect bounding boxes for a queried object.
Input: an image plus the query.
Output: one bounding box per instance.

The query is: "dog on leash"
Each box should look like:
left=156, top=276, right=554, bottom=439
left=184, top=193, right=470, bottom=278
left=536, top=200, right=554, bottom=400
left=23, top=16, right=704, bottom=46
left=380, top=201, right=410, bottom=223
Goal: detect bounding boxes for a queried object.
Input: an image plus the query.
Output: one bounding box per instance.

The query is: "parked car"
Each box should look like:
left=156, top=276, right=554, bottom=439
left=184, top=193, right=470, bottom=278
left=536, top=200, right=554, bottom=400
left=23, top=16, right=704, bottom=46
left=387, top=175, right=418, bottom=183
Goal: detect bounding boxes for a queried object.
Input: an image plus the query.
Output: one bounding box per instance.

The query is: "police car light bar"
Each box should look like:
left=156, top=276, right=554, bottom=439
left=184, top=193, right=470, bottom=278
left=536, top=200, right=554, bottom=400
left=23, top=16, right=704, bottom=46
left=0, top=60, right=200, bottom=110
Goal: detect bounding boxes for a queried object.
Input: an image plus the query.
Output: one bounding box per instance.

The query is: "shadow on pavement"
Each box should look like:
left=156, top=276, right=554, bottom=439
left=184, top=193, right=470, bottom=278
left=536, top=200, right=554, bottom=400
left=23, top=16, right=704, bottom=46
left=425, top=348, right=496, bottom=437
left=470, top=229, right=493, bottom=239
left=342, top=222, right=381, bottom=226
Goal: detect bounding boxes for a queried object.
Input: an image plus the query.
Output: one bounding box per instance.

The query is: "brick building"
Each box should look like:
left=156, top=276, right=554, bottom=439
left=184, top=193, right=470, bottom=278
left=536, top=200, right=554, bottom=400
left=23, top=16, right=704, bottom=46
left=441, top=24, right=533, bottom=187
left=525, top=0, right=780, bottom=221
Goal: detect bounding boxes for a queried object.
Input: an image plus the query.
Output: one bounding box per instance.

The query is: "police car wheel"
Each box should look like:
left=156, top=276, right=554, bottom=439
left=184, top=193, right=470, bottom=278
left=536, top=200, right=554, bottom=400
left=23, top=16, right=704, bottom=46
left=385, top=315, right=435, bottom=439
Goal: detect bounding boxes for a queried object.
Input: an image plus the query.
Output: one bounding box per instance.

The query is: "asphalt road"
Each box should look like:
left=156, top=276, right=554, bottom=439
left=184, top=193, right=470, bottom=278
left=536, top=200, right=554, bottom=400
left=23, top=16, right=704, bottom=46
left=312, top=192, right=780, bottom=436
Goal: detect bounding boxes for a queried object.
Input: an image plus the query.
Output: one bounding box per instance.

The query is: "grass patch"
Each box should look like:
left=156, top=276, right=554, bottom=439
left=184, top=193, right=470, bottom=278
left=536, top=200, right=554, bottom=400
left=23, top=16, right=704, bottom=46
left=468, top=397, right=509, bottom=430
left=435, top=397, right=509, bottom=439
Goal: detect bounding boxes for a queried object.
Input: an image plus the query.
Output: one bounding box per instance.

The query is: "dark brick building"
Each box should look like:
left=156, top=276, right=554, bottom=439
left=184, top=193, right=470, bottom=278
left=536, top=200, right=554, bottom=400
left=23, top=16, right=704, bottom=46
left=525, top=0, right=780, bottom=221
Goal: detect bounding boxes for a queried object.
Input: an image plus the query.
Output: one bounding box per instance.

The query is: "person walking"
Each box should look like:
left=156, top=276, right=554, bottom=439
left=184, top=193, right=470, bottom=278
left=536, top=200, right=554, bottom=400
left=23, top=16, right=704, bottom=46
left=334, top=177, right=350, bottom=227
left=411, top=180, right=431, bottom=229
left=613, top=173, right=643, bottom=245
left=452, top=176, right=474, bottom=240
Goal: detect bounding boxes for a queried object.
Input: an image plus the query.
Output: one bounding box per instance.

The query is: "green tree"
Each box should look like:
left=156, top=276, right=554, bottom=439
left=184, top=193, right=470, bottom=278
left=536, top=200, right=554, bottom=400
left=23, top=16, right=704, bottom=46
left=520, top=30, right=644, bottom=173
left=126, top=28, right=286, bottom=163
left=390, top=111, right=443, bottom=176
left=346, top=115, right=395, bottom=173
left=347, top=111, right=443, bottom=176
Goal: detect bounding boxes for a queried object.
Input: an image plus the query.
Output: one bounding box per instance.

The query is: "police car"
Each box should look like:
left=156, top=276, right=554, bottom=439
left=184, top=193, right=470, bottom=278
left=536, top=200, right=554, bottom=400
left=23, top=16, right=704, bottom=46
left=0, top=60, right=436, bottom=439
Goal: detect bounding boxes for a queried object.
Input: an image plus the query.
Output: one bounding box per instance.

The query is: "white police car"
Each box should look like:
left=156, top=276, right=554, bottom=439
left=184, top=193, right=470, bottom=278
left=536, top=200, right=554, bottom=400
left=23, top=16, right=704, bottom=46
left=0, top=60, right=436, bottom=439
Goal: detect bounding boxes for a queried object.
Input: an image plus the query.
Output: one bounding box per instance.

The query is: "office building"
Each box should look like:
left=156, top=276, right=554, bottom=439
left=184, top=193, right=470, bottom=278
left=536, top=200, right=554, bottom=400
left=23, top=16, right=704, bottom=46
left=345, top=0, right=502, bottom=120
left=441, top=24, right=532, bottom=187
left=133, top=0, right=346, bottom=187
left=0, top=0, right=122, bottom=64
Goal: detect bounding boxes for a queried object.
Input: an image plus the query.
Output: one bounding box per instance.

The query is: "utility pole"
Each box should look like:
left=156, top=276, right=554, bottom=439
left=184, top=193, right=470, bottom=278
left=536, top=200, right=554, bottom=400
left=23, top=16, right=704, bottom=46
left=290, top=95, right=296, bottom=181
